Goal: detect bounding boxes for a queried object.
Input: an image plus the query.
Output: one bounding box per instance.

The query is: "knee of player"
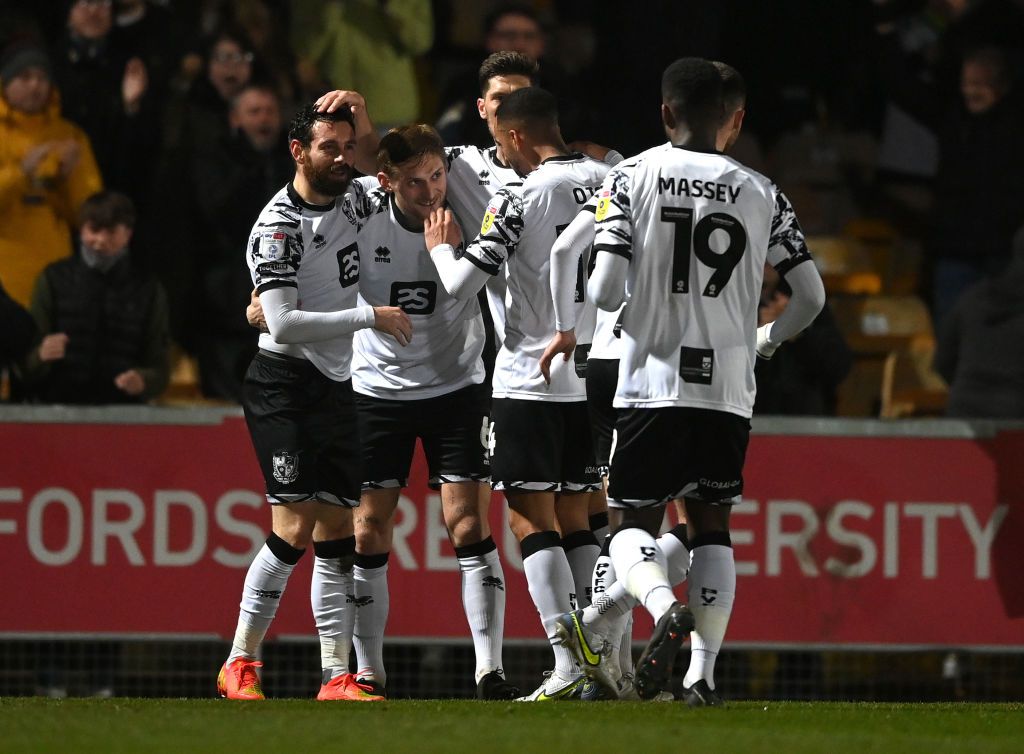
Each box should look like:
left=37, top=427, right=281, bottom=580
left=446, top=515, right=485, bottom=547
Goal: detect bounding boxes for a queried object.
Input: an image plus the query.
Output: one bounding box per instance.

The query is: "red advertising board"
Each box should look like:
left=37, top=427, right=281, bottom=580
left=1, top=412, right=1022, bottom=647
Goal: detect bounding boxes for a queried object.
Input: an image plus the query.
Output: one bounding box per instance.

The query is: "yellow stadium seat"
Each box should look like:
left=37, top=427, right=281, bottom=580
left=807, top=235, right=882, bottom=295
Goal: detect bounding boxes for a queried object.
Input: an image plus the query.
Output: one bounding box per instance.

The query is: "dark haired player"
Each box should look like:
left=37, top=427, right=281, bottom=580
left=426, top=86, right=609, bottom=701
left=218, top=95, right=411, bottom=702
left=557, top=58, right=824, bottom=702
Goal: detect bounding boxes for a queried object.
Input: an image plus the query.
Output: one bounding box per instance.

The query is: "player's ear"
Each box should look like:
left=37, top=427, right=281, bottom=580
left=734, top=108, right=746, bottom=133
left=377, top=171, right=392, bottom=191
left=661, top=103, right=676, bottom=131
left=477, top=97, right=487, bottom=120
left=289, top=139, right=305, bottom=164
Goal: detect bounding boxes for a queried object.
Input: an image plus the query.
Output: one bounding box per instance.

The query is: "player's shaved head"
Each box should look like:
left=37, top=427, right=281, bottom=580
left=494, top=85, right=559, bottom=134
left=377, top=124, right=445, bottom=176
left=661, top=57, right=724, bottom=131
left=712, top=61, right=746, bottom=117
left=478, top=50, right=539, bottom=95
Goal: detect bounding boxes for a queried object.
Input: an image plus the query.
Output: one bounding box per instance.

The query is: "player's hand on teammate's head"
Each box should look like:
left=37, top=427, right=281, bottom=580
left=246, top=288, right=268, bottom=332
left=315, top=89, right=366, bottom=116
left=373, top=306, right=413, bottom=347
left=424, top=208, right=462, bottom=251
left=538, top=329, right=577, bottom=384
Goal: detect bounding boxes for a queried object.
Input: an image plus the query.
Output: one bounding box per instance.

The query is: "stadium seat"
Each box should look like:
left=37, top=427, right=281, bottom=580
left=842, top=219, right=921, bottom=295
left=831, top=295, right=944, bottom=417
left=158, top=348, right=206, bottom=404
left=807, top=235, right=882, bottom=295
left=880, top=335, right=948, bottom=418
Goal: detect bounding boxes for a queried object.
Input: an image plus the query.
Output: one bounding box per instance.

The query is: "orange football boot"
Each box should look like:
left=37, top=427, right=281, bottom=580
left=317, top=673, right=385, bottom=701
left=217, top=658, right=265, bottom=700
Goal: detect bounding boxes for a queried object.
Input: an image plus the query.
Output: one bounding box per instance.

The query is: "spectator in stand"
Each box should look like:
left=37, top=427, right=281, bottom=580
left=0, top=42, right=102, bottom=306
left=0, top=277, right=36, bottom=371
left=876, top=23, right=1024, bottom=328
left=935, top=224, right=1024, bottom=418
left=189, top=83, right=292, bottom=401
left=436, top=4, right=550, bottom=147
left=22, top=190, right=170, bottom=404
left=113, top=0, right=183, bottom=98
left=292, top=0, right=433, bottom=131
left=51, top=0, right=155, bottom=206
left=163, top=27, right=259, bottom=156
left=153, top=27, right=259, bottom=349
left=754, top=264, right=852, bottom=416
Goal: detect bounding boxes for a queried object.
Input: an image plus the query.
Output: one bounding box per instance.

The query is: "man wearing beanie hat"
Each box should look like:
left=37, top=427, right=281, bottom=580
left=0, top=41, right=102, bottom=305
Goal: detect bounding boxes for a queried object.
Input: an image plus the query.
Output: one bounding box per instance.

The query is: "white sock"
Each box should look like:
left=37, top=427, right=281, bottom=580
left=619, top=612, right=634, bottom=674
left=456, top=537, right=506, bottom=683
left=609, top=527, right=675, bottom=623
left=590, top=537, right=613, bottom=602
left=352, top=552, right=390, bottom=685
left=521, top=531, right=578, bottom=677
left=228, top=535, right=303, bottom=662
left=581, top=578, right=634, bottom=632
left=311, top=538, right=355, bottom=680
left=660, top=525, right=690, bottom=586
left=683, top=542, right=736, bottom=691
left=562, top=530, right=600, bottom=608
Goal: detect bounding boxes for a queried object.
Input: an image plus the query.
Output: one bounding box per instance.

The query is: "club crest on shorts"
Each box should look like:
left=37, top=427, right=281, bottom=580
left=272, top=451, right=298, bottom=484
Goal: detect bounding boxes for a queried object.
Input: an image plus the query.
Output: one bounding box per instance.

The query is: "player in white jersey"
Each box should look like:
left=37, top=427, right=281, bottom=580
left=219, top=100, right=412, bottom=703
left=547, top=62, right=753, bottom=702
left=443, top=51, right=539, bottom=362
left=336, top=125, right=517, bottom=700
left=557, top=58, right=825, bottom=702
left=425, top=87, right=609, bottom=701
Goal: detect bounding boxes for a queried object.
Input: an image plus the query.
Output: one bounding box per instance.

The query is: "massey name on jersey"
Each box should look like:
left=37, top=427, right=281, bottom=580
left=658, top=175, right=742, bottom=204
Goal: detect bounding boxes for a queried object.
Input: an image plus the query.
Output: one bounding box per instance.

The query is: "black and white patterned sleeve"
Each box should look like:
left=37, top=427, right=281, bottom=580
left=462, top=186, right=525, bottom=276
left=249, top=202, right=303, bottom=293
left=592, top=165, right=633, bottom=261
left=766, top=186, right=813, bottom=276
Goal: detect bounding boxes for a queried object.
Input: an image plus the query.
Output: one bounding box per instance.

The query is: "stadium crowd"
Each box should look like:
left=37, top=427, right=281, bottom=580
left=1, top=0, right=1022, bottom=418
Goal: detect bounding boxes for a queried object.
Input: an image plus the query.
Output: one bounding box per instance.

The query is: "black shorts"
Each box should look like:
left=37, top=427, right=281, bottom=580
left=606, top=406, right=750, bottom=508
left=489, top=398, right=602, bottom=493
left=242, top=350, right=362, bottom=506
left=586, top=358, right=618, bottom=475
left=355, top=383, right=489, bottom=489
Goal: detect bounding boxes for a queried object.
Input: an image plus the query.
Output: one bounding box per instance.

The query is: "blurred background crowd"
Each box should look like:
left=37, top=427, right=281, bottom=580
left=0, top=0, right=1022, bottom=419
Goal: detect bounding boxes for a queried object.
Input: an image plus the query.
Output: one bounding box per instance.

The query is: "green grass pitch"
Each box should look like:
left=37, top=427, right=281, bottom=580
left=3, top=699, right=1022, bottom=753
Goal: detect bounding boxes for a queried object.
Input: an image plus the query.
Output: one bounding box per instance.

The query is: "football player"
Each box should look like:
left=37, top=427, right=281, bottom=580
left=425, top=87, right=609, bottom=701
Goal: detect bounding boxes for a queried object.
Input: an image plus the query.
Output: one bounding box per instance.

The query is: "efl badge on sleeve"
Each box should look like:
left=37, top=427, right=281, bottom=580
left=481, top=206, right=497, bottom=235
left=261, top=230, right=287, bottom=260
left=595, top=191, right=611, bottom=222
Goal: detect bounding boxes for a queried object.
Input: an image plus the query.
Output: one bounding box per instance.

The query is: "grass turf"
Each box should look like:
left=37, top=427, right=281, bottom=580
left=3, top=699, right=1022, bottom=753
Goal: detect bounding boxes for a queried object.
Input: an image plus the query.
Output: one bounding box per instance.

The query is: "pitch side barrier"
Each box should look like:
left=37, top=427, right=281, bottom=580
left=1, top=406, right=1022, bottom=651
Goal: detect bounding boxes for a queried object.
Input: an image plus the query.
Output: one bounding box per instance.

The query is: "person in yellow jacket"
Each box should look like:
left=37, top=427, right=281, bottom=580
left=293, top=0, right=433, bottom=130
left=0, top=43, right=103, bottom=306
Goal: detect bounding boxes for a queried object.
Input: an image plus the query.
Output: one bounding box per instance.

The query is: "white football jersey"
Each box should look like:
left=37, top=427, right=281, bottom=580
left=463, top=153, right=610, bottom=401
left=351, top=187, right=485, bottom=400
left=445, top=145, right=521, bottom=343
left=247, top=181, right=371, bottom=381
left=593, top=147, right=812, bottom=417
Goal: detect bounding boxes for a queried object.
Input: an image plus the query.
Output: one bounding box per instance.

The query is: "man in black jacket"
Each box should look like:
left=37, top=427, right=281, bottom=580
left=23, top=190, right=170, bottom=404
